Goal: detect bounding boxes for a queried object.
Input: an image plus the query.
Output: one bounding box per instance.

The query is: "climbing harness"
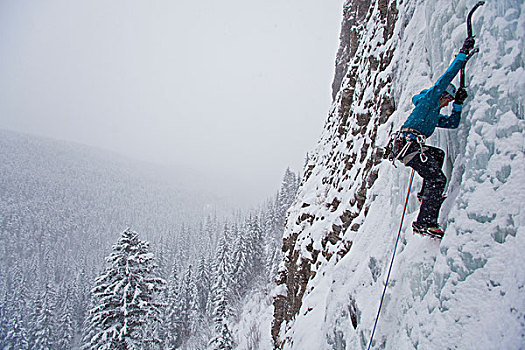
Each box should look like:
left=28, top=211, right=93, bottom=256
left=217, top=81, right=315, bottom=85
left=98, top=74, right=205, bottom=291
left=385, top=129, right=427, bottom=167
left=366, top=169, right=415, bottom=350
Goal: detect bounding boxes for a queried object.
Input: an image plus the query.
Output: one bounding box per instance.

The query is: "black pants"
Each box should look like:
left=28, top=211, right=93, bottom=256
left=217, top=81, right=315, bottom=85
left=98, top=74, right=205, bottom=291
left=405, top=145, right=446, bottom=225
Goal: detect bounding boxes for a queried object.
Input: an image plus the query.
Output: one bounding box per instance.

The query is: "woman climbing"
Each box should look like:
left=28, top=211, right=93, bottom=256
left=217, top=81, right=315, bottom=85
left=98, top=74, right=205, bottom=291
left=389, top=36, right=475, bottom=238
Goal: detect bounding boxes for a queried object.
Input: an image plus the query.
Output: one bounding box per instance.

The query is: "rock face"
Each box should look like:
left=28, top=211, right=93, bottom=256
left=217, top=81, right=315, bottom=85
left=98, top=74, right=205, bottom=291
left=272, top=0, right=399, bottom=345
left=272, top=0, right=524, bottom=348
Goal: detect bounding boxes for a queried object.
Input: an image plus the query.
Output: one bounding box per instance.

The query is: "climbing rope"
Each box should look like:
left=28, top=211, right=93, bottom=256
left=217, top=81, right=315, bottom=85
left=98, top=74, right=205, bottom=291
left=366, top=169, right=415, bottom=350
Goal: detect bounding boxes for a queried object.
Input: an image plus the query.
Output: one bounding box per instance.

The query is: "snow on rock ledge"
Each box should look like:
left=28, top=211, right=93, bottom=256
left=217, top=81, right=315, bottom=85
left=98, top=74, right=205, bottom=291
left=272, top=0, right=525, bottom=349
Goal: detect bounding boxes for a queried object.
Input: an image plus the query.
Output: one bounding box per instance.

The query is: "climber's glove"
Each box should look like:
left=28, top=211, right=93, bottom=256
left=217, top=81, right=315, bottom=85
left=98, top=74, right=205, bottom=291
left=460, top=37, right=475, bottom=54
left=454, top=88, right=468, bottom=105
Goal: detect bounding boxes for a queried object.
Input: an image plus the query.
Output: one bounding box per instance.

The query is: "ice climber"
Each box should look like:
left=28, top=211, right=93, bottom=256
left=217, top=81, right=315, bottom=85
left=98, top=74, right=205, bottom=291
left=389, top=37, right=475, bottom=238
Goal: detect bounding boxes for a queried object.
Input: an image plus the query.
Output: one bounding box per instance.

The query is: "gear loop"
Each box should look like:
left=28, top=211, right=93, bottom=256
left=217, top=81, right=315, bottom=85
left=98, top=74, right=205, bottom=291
left=415, top=134, right=428, bottom=163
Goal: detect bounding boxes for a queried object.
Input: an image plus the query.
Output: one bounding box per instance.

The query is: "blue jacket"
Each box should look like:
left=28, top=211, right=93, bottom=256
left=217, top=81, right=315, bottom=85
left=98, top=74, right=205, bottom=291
left=401, top=53, right=467, bottom=137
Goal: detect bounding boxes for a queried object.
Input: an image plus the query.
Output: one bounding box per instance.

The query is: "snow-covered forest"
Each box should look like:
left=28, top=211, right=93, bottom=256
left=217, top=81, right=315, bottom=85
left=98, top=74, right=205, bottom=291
left=0, top=129, right=300, bottom=348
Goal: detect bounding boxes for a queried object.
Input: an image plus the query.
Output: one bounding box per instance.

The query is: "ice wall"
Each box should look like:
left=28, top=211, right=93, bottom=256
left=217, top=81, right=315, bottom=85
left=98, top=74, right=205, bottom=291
left=272, top=0, right=524, bottom=349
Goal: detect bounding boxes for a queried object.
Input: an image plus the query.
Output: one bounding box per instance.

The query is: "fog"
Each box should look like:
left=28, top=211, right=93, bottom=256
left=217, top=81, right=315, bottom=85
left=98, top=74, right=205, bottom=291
left=0, top=0, right=343, bottom=206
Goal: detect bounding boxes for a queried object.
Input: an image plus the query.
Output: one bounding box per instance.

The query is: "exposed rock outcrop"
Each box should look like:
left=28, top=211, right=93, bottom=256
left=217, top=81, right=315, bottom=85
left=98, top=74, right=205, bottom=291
left=272, top=0, right=399, bottom=346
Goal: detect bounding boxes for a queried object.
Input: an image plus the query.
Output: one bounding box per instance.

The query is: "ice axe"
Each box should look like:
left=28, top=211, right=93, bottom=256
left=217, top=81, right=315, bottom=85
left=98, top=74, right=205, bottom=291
left=460, top=1, right=485, bottom=88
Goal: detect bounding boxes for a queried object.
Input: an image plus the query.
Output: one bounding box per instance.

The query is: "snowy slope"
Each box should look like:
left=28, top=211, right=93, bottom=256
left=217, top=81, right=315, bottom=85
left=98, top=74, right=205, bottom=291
left=0, top=129, right=213, bottom=238
left=273, top=1, right=524, bottom=349
left=231, top=291, right=274, bottom=350
left=0, top=128, right=215, bottom=298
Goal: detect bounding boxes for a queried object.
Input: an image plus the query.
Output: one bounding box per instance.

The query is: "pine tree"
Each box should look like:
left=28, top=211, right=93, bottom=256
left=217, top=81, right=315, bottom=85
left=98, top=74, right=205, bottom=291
left=56, top=293, right=75, bottom=350
left=31, top=284, right=57, bottom=350
left=208, top=287, right=234, bottom=350
left=259, top=200, right=280, bottom=283
left=1, top=270, right=31, bottom=350
left=163, top=262, right=181, bottom=349
left=260, top=169, right=300, bottom=285
left=83, top=229, right=165, bottom=350
left=208, top=229, right=235, bottom=350
left=195, top=257, right=211, bottom=317
left=231, top=223, right=250, bottom=298
left=246, top=215, right=265, bottom=284
left=72, top=267, right=90, bottom=332
left=263, top=198, right=279, bottom=234
left=193, top=256, right=212, bottom=345
left=265, top=237, right=281, bottom=284
left=204, top=214, right=220, bottom=249
left=277, top=168, right=300, bottom=225
left=178, top=264, right=199, bottom=340
left=0, top=295, right=7, bottom=349
left=3, top=311, right=29, bottom=350
left=155, top=239, right=169, bottom=279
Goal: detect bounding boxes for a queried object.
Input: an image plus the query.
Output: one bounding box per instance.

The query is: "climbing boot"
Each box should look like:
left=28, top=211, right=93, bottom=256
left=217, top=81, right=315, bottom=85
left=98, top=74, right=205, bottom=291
left=412, top=221, right=444, bottom=239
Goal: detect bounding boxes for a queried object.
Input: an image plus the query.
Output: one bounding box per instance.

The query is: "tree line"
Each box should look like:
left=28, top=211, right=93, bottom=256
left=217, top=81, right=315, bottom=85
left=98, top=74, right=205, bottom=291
left=0, top=168, right=300, bottom=349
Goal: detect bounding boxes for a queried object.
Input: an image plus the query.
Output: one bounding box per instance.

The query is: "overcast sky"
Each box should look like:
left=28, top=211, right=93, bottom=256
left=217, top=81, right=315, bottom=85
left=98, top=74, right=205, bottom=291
left=0, top=0, right=343, bottom=206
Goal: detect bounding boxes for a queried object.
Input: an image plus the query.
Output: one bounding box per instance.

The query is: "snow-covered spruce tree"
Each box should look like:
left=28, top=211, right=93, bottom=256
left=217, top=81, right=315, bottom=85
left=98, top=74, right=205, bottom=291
left=1, top=271, right=31, bottom=350
left=208, top=283, right=234, bottom=350
left=232, top=215, right=267, bottom=297
left=3, top=311, right=29, bottom=350
left=276, top=168, right=300, bottom=224
left=31, top=284, right=57, bottom=350
left=195, top=256, right=211, bottom=318
left=204, top=214, right=220, bottom=251
left=72, top=268, right=91, bottom=332
left=193, top=256, right=212, bottom=345
left=177, top=264, right=199, bottom=341
left=262, top=197, right=278, bottom=234
left=263, top=187, right=295, bottom=284
left=246, top=215, right=265, bottom=281
left=56, top=293, right=75, bottom=350
left=163, top=262, right=181, bottom=349
left=231, top=223, right=250, bottom=298
left=260, top=200, right=280, bottom=282
left=208, top=228, right=235, bottom=350
left=83, top=229, right=165, bottom=350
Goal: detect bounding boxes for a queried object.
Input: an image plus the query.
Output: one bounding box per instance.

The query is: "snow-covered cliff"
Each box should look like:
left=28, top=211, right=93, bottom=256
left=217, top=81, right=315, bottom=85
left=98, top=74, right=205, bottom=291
left=272, top=1, right=524, bottom=349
